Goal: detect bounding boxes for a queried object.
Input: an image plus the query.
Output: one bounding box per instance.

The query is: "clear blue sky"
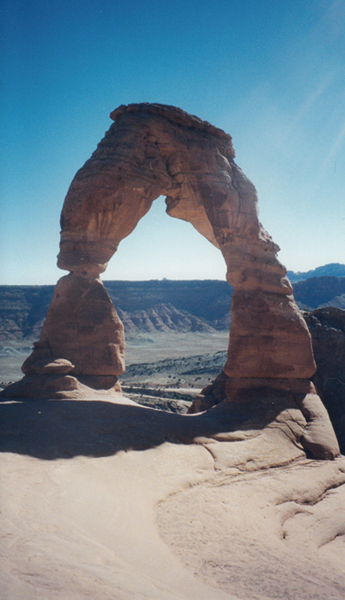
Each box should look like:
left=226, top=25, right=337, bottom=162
left=1, top=0, right=344, bottom=284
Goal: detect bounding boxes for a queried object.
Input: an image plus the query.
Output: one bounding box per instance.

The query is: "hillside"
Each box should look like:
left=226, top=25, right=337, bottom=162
left=0, top=280, right=233, bottom=342
left=0, top=285, right=54, bottom=341
left=105, top=279, right=232, bottom=333
left=1, top=268, right=345, bottom=341
left=293, top=276, right=345, bottom=310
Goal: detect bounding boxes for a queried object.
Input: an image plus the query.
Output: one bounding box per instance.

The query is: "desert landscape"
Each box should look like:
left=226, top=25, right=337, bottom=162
left=1, top=103, right=345, bottom=600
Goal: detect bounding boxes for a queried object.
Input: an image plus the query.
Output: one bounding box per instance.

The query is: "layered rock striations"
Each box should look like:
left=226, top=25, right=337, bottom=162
left=58, top=102, right=315, bottom=380
left=2, top=103, right=339, bottom=459
left=20, top=275, right=125, bottom=393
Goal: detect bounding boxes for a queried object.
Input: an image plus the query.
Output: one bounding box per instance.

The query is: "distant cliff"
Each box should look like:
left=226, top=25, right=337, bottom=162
left=287, top=262, right=345, bottom=282
left=293, top=276, right=345, bottom=310
left=0, top=280, right=232, bottom=341
left=0, top=266, right=344, bottom=341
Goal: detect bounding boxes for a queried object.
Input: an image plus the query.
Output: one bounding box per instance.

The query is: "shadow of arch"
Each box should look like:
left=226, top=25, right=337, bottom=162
left=0, top=391, right=303, bottom=461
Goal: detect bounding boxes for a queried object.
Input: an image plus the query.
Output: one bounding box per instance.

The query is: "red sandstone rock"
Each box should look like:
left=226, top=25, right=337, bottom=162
left=57, top=102, right=315, bottom=381
left=18, top=273, right=125, bottom=395
left=39, top=273, right=125, bottom=377
left=29, top=358, right=75, bottom=375
left=2, top=103, right=339, bottom=461
left=224, top=290, right=315, bottom=378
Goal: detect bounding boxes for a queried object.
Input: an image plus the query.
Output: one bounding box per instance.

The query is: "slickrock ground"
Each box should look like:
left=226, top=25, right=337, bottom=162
left=1, top=392, right=344, bottom=600
left=157, top=457, right=345, bottom=600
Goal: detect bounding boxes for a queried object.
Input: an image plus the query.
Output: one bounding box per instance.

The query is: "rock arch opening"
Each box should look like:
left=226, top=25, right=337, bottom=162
left=54, top=102, right=315, bottom=386
left=12, top=102, right=316, bottom=388
left=101, top=193, right=231, bottom=394
left=104, top=194, right=227, bottom=282
left=2, top=102, right=340, bottom=459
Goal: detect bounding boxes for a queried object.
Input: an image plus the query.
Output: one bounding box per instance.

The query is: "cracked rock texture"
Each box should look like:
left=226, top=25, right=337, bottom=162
left=157, top=457, right=345, bottom=600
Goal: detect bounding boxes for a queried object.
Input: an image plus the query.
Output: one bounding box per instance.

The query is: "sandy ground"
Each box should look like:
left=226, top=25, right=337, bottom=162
left=1, top=441, right=230, bottom=600
left=1, top=390, right=345, bottom=600
left=0, top=332, right=229, bottom=384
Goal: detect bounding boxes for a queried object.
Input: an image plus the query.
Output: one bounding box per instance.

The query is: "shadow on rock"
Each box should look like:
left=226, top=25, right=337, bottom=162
left=0, top=393, right=300, bottom=460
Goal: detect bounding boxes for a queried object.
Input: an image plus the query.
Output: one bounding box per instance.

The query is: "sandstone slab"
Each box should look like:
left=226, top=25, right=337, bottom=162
left=0, top=395, right=344, bottom=599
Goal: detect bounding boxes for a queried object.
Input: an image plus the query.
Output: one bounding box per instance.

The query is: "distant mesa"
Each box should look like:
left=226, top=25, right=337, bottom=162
left=2, top=103, right=339, bottom=460
left=1, top=271, right=344, bottom=341
left=293, top=275, right=345, bottom=310
left=287, top=263, right=345, bottom=283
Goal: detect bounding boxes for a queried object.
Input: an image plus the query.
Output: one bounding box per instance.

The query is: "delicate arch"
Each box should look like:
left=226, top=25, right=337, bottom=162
left=3, top=103, right=340, bottom=461
left=56, top=103, right=315, bottom=380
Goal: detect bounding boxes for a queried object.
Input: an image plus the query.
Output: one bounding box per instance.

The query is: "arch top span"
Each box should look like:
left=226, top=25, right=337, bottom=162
left=57, top=102, right=258, bottom=279
left=109, top=103, right=236, bottom=150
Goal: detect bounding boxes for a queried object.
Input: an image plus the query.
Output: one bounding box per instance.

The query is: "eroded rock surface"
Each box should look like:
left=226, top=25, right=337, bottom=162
left=57, top=102, right=315, bottom=381
left=157, top=456, right=345, bottom=600
left=1, top=103, right=339, bottom=459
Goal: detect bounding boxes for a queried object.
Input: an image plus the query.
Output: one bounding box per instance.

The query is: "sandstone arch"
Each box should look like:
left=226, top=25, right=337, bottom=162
left=4, top=103, right=339, bottom=459
left=56, top=102, right=315, bottom=381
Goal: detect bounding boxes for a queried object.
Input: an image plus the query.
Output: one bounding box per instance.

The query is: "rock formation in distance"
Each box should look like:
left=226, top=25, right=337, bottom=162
left=3, top=103, right=339, bottom=459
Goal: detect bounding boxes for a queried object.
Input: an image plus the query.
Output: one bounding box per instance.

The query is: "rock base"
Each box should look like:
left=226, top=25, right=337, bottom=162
left=189, top=375, right=340, bottom=460
left=0, top=374, right=121, bottom=400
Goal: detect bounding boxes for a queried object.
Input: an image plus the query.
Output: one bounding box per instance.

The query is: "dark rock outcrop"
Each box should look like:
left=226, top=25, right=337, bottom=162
left=304, top=308, right=345, bottom=453
left=293, top=276, right=345, bottom=310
